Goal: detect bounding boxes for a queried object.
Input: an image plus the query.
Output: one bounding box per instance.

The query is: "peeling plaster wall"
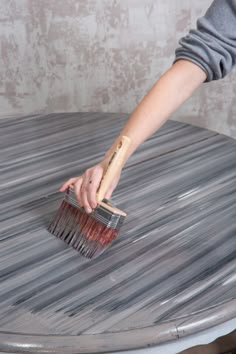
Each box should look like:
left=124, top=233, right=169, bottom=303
left=0, top=0, right=236, bottom=136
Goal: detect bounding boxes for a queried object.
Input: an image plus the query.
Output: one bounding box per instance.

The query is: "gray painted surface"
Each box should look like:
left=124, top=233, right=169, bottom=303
left=0, top=112, right=235, bottom=353
left=1, top=0, right=236, bottom=137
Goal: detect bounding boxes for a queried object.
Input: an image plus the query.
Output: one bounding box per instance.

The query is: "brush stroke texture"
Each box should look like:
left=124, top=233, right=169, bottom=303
left=0, top=113, right=235, bottom=352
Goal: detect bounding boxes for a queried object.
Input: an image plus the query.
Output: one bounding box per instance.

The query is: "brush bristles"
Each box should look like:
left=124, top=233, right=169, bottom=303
left=48, top=201, right=119, bottom=258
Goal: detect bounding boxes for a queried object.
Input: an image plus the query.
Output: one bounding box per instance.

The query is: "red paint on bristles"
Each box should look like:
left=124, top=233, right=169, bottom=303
left=48, top=199, right=120, bottom=258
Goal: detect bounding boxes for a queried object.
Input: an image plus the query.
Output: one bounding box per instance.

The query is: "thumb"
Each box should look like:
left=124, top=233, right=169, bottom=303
left=103, top=174, right=121, bottom=200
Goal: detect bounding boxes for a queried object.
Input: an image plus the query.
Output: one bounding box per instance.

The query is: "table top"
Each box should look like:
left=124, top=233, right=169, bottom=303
left=0, top=112, right=236, bottom=353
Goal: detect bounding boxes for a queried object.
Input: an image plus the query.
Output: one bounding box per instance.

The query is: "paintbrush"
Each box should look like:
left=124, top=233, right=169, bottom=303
left=48, top=135, right=131, bottom=258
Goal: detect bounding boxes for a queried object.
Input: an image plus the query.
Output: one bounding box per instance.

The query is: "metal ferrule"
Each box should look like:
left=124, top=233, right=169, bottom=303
left=65, top=189, right=125, bottom=230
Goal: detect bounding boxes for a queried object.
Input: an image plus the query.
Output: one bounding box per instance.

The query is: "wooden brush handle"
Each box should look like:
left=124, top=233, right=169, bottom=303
left=96, top=136, right=131, bottom=202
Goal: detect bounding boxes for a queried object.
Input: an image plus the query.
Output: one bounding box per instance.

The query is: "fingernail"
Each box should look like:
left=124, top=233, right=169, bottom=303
left=86, top=207, right=92, bottom=213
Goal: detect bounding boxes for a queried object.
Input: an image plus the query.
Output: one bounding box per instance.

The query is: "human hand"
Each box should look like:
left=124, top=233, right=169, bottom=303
left=59, top=160, right=121, bottom=213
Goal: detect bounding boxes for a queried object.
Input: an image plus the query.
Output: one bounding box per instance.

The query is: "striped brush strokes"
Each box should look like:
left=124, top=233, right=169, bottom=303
left=0, top=113, right=236, bottom=352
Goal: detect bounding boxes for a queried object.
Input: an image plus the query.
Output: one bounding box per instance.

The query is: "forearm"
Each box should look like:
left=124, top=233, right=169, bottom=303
left=105, top=59, right=206, bottom=164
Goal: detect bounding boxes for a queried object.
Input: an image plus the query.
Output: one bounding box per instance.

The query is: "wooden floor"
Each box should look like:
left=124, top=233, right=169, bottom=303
left=0, top=113, right=235, bottom=353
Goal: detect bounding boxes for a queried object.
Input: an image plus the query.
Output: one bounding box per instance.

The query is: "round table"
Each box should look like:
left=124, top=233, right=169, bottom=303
left=0, top=113, right=235, bottom=353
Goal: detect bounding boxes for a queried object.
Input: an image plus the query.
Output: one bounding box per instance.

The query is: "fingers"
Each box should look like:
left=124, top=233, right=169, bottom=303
left=81, top=179, right=91, bottom=213
left=80, top=166, right=103, bottom=213
left=86, top=166, right=103, bottom=209
left=73, top=177, right=83, bottom=206
left=60, top=178, right=77, bottom=192
left=59, top=163, right=121, bottom=214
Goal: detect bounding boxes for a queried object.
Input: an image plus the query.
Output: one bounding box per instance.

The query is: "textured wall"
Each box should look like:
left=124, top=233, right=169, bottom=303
left=0, top=0, right=236, bottom=137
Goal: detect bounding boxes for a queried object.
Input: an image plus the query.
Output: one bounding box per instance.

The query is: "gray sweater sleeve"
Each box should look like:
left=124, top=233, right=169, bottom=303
left=174, top=0, right=236, bottom=81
